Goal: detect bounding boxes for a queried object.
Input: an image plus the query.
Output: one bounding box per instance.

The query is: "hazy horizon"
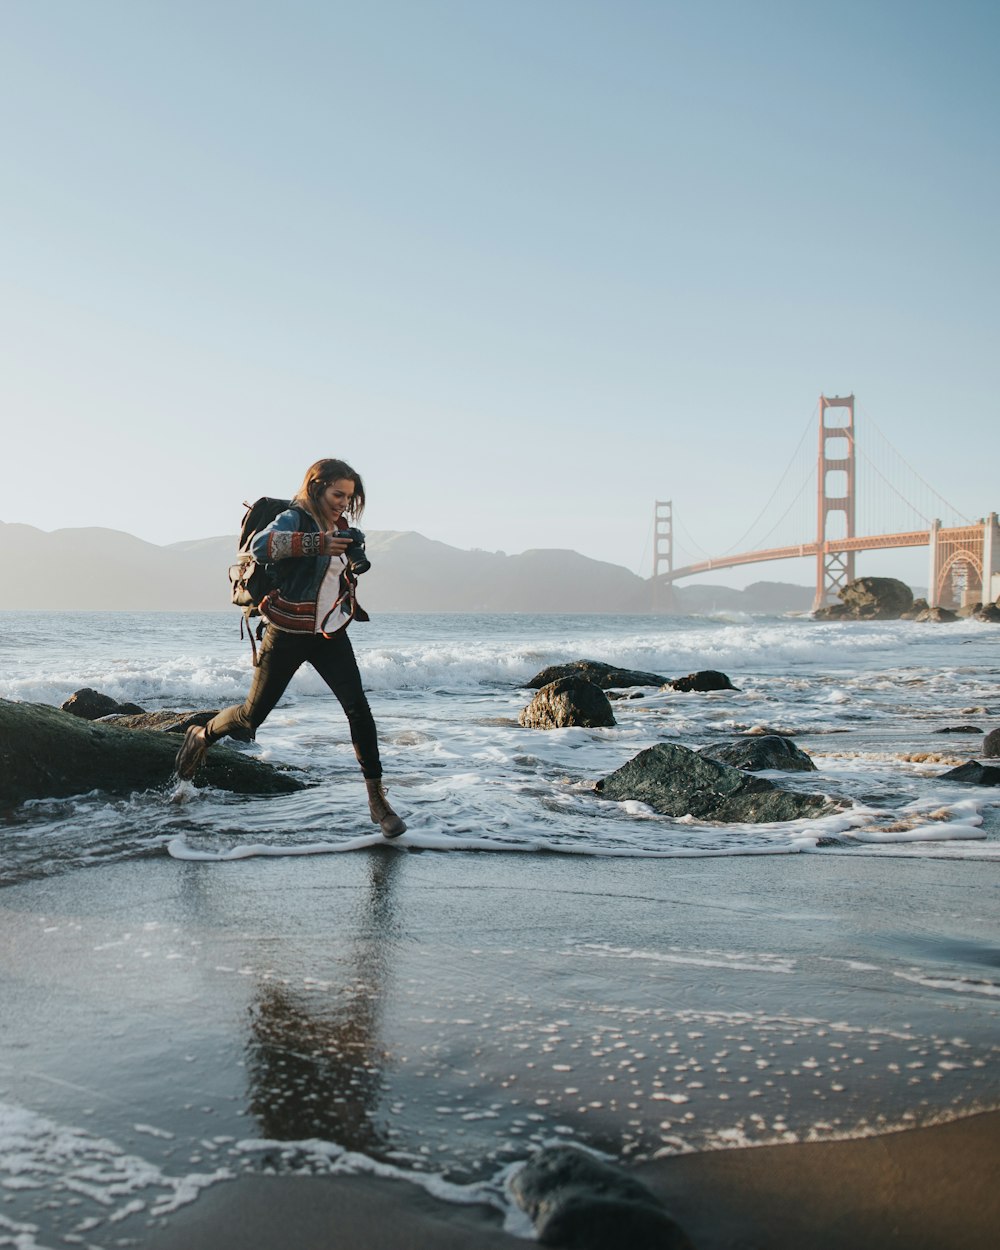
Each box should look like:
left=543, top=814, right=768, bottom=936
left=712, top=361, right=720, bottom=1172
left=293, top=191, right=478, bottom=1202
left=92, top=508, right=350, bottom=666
left=3, top=1, right=996, bottom=596
left=0, top=514, right=933, bottom=598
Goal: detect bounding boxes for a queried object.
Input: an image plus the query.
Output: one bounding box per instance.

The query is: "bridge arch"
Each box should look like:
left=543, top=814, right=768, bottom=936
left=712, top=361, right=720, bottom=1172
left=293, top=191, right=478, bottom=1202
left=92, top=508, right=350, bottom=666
left=931, top=524, right=985, bottom=608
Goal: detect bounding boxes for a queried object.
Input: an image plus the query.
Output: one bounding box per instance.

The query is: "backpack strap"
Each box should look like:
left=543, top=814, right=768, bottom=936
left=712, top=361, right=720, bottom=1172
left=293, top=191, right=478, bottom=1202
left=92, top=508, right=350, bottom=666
left=240, top=608, right=264, bottom=667
left=318, top=572, right=359, bottom=635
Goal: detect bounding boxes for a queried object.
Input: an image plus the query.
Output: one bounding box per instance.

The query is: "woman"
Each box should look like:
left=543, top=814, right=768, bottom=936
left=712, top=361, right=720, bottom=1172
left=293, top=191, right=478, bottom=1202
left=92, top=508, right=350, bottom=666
left=174, top=458, right=406, bottom=838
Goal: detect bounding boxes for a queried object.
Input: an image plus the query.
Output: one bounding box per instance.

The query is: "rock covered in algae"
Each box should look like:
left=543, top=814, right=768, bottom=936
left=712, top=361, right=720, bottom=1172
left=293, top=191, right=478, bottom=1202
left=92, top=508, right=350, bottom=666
left=596, top=742, right=834, bottom=823
left=0, top=697, right=304, bottom=806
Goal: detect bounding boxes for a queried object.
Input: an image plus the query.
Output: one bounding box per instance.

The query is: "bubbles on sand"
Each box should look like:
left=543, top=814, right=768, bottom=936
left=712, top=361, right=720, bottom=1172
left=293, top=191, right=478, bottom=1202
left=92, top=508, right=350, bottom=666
left=0, top=1101, right=231, bottom=1247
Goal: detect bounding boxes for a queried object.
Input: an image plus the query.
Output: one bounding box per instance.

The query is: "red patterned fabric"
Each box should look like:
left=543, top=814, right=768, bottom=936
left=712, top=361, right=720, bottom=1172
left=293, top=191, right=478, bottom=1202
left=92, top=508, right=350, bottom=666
left=259, top=592, right=317, bottom=632
left=266, top=529, right=324, bottom=560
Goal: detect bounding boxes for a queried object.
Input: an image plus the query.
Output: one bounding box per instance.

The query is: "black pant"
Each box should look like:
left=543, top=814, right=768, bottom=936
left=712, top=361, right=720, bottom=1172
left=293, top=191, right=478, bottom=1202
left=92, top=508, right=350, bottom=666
left=206, top=627, right=382, bottom=780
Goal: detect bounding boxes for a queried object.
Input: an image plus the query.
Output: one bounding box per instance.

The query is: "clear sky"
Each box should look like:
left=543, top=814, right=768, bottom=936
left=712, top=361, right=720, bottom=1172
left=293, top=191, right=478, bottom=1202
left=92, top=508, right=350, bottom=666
left=2, top=0, right=997, bottom=590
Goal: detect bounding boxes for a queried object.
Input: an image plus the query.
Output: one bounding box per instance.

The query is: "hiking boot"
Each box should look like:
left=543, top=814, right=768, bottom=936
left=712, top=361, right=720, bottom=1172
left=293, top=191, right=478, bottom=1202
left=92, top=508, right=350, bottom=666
left=366, top=778, right=407, bottom=838
left=175, top=725, right=209, bottom=780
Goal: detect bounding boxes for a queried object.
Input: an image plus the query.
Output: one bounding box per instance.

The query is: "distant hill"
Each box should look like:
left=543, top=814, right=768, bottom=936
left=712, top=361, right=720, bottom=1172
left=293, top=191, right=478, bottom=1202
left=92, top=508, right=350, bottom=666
left=664, top=579, right=815, bottom=614
left=0, top=521, right=813, bottom=614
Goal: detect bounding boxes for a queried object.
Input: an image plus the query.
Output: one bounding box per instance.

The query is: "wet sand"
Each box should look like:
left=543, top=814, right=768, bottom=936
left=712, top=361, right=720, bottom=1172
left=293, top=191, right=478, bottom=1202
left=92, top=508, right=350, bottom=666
left=1, top=848, right=997, bottom=1248
left=139, top=1109, right=1000, bottom=1249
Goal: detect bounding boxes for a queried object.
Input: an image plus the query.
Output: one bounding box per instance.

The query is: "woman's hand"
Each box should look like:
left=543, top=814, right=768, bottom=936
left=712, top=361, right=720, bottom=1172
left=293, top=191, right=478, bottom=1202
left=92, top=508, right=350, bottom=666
left=322, top=532, right=352, bottom=557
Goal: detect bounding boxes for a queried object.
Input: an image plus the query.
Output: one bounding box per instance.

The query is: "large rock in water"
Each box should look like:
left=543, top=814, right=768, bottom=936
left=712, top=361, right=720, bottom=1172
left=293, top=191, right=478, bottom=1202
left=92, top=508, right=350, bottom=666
left=938, top=760, right=1000, bottom=786
left=511, top=1145, right=693, bottom=1250
left=669, top=669, right=736, bottom=692
left=701, top=735, right=816, bottom=772
left=526, top=660, right=668, bottom=690
left=0, top=698, right=305, bottom=806
left=60, top=689, right=219, bottom=733
left=596, top=742, right=833, bottom=822
left=61, top=687, right=145, bottom=719
left=915, top=605, right=959, bottom=623
left=519, top=677, right=616, bottom=729
left=901, top=597, right=959, bottom=622
left=814, top=577, right=913, bottom=620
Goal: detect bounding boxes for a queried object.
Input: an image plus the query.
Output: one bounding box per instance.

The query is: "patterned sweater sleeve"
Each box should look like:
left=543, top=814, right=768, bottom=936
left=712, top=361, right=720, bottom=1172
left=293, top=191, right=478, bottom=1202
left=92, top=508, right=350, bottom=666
left=250, top=509, right=324, bottom=562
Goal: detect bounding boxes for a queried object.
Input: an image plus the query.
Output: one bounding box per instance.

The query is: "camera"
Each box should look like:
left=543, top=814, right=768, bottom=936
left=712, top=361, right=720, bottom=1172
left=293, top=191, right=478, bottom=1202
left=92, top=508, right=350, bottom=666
left=340, top=526, right=370, bottom=576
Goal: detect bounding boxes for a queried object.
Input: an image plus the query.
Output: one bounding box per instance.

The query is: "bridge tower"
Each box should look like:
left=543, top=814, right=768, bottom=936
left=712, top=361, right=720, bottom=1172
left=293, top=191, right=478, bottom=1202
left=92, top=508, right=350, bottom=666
left=814, top=395, right=856, bottom=610
left=653, top=500, right=677, bottom=613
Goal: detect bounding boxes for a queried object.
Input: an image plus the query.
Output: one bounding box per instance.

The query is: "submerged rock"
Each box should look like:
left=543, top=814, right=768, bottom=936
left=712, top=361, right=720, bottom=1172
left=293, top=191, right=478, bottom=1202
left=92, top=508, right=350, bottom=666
left=519, top=677, right=616, bottom=730
left=511, top=1144, right=693, bottom=1250
left=669, top=669, right=737, bottom=693
left=0, top=698, right=304, bottom=806
left=933, top=725, right=983, bottom=735
left=596, top=742, right=833, bottom=822
left=700, top=735, right=816, bottom=772
left=526, top=660, right=669, bottom=690
left=61, top=687, right=145, bottom=719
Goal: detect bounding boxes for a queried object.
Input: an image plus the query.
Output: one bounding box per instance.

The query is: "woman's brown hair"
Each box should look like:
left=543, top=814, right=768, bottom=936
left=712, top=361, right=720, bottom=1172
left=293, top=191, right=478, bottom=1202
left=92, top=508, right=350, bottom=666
left=293, top=458, right=366, bottom=526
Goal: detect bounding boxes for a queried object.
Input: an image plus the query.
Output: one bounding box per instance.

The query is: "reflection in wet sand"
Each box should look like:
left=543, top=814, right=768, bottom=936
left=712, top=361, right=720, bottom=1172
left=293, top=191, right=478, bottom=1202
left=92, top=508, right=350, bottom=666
left=244, top=850, right=402, bottom=1153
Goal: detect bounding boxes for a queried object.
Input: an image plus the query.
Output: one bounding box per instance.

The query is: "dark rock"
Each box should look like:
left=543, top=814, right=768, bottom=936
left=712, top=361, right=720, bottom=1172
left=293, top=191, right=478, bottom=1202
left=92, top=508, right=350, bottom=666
left=954, top=601, right=1000, bottom=621
left=841, top=577, right=913, bottom=619
left=903, top=597, right=960, bottom=623
left=596, top=742, right=834, bottom=822
left=669, top=670, right=737, bottom=693
left=983, top=729, right=1000, bottom=759
left=99, top=709, right=219, bottom=734
left=902, top=598, right=960, bottom=623
left=526, top=660, right=669, bottom=690
left=815, top=577, right=913, bottom=621
left=701, top=735, right=817, bottom=772
left=932, top=725, right=983, bottom=734
left=0, top=698, right=305, bottom=806
left=536, top=1193, right=690, bottom=1250
left=914, top=606, right=959, bottom=623
left=900, top=597, right=929, bottom=619
left=519, top=678, right=616, bottom=730
left=939, top=760, right=1000, bottom=786
left=61, top=688, right=146, bottom=719
left=812, top=601, right=852, bottom=620
left=607, top=690, right=645, bottom=701
left=511, top=1145, right=692, bottom=1250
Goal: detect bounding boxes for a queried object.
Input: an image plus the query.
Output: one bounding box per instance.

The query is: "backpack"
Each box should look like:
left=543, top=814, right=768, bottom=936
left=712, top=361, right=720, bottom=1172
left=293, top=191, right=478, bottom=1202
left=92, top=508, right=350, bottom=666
left=228, top=497, right=305, bottom=661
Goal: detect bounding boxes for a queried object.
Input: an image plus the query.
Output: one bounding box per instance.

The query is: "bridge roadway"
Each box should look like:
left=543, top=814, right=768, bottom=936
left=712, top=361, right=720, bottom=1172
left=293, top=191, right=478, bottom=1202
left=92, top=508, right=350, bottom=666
left=667, top=529, right=932, bottom=582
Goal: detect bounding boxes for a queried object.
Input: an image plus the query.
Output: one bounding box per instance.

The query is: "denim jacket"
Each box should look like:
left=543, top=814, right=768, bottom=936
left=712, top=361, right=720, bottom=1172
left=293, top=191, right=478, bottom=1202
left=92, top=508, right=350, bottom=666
left=251, top=507, right=369, bottom=631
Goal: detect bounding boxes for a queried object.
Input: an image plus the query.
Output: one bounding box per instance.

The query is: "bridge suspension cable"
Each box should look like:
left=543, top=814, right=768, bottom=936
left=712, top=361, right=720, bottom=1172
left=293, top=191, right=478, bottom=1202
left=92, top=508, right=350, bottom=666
left=857, top=402, right=971, bottom=528
left=717, top=402, right=817, bottom=555
left=672, top=511, right=713, bottom=562
left=634, top=511, right=654, bottom=576
left=746, top=473, right=815, bottom=551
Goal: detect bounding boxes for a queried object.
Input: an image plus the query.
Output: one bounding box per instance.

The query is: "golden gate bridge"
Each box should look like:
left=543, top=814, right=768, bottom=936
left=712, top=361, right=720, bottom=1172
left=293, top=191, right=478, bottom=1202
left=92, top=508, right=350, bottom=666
left=654, top=395, right=1000, bottom=612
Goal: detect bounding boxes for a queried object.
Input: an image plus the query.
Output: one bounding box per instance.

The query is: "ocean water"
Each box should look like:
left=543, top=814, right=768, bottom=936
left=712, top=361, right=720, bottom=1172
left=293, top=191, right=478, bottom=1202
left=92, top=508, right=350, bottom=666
left=1, top=611, right=999, bottom=1247
left=1, top=610, right=998, bottom=880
